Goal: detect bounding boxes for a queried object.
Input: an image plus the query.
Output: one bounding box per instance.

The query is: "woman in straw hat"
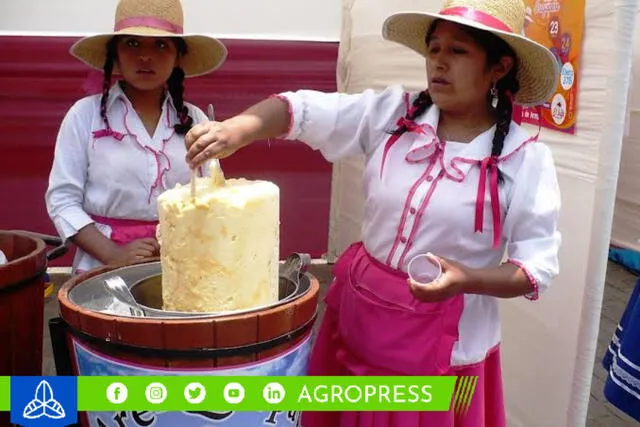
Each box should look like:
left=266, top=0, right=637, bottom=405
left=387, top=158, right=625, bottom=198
left=45, top=0, right=227, bottom=274
left=187, top=0, right=561, bottom=424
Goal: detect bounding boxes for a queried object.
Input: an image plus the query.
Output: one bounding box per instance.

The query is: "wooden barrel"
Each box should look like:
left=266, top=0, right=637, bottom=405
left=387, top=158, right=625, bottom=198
left=54, top=259, right=320, bottom=427
left=0, top=230, right=67, bottom=427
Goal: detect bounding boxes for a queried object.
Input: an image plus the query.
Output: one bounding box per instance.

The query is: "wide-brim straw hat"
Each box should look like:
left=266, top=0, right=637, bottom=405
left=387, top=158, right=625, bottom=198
left=382, top=0, right=559, bottom=106
left=70, top=0, right=227, bottom=78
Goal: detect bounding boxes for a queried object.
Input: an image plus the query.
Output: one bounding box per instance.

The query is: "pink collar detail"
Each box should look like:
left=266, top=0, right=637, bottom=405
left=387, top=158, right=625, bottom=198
left=379, top=94, right=542, bottom=249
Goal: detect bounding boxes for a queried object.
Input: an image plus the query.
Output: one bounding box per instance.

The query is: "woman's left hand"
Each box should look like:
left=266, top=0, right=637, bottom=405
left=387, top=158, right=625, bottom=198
left=407, top=255, right=474, bottom=302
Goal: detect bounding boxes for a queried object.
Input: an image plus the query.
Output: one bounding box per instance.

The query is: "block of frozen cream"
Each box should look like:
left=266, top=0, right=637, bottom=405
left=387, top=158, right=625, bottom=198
left=157, top=170, right=280, bottom=313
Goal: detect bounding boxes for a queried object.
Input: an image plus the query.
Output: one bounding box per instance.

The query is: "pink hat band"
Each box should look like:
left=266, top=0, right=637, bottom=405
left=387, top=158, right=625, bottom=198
left=439, top=6, right=512, bottom=33
left=114, top=16, right=184, bottom=34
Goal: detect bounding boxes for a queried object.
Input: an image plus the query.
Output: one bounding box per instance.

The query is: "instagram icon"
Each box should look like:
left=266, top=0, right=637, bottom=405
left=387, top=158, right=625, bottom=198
left=145, top=383, right=167, bottom=404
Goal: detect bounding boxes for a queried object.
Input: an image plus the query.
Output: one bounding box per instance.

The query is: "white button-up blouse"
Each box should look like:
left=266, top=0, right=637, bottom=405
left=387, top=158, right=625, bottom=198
left=277, top=84, right=562, bottom=366
left=45, top=83, right=209, bottom=273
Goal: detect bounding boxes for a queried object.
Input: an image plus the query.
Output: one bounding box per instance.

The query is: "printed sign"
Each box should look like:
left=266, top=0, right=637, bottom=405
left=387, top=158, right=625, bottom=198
left=71, top=336, right=312, bottom=427
left=519, top=0, right=585, bottom=133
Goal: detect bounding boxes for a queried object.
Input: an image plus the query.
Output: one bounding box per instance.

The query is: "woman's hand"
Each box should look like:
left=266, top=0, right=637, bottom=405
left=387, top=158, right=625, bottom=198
left=407, top=255, right=474, bottom=303
left=185, top=120, right=248, bottom=169
left=107, top=238, right=160, bottom=266
left=185, top=97, right=293, bottom=169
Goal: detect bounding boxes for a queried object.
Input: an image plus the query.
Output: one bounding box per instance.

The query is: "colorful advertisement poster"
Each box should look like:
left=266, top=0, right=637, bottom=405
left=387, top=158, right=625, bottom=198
left=519, top=0, right=585, bottom=134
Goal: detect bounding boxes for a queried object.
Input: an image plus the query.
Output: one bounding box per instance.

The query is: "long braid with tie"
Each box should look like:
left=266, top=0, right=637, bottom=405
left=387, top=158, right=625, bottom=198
left=165, top=38, right=192, bottom=135
left=490, top=71, right=520, bottom=182
left=391, top=91, right=434, bottom=135
left=99, top=37, right=119, bottom=132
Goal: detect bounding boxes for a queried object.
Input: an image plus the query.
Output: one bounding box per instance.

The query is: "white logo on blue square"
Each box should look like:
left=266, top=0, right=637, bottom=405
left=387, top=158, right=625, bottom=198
left=11, top=376, right=77, bottom=426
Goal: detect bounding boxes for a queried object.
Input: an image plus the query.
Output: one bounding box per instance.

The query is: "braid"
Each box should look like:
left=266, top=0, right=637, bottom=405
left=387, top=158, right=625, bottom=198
left=388, top=90, right=434, bottom=135
left=490, top=67, right=520, bottom=182
left=408, top=91, right=433, bottom=122
left=167, top=66, right=193, bottom=135
left=99, top=37, right=118, bottom=130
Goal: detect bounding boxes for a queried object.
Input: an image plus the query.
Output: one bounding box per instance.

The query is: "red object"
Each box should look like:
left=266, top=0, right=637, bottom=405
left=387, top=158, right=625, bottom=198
left=0, top=36, right=338, bottom=266
left=440, top=6, right=514, bottom=33
left=302, top=242, right=505, bottom=427
left=115, top=16, right=184, bottom=33
left=0, top=232, right=45, bottom=380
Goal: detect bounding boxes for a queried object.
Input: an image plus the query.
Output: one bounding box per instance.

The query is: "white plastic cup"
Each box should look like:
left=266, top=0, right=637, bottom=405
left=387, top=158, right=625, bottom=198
left=407, top=253, right=442, bottom=286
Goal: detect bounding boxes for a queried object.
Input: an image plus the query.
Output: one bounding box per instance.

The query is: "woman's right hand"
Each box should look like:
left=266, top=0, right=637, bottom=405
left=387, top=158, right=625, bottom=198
left=185, top=97, right=292, bottom=169
left=107, top=238, right=159, bottom=265
left=185, top=120, right=249, bottom=169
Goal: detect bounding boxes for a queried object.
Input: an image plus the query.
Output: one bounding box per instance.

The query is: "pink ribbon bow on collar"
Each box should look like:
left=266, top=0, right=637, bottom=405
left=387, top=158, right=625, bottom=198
left=396, top=117, right=428, bottom=135
left=380, top=117, right=438, bottom=178
left=92, top=128, right=125, bottom=141
left=475, top=156, right=502, bottom=248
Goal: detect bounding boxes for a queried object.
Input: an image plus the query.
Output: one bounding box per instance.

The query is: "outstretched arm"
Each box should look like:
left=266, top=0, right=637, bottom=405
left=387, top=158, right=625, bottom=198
left=185, top=86, right=408, bottom=169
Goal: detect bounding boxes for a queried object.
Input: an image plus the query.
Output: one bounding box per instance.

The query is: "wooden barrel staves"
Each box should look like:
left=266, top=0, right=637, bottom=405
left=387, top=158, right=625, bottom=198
left=0, top=230, right=67, bottom=427
left=54, top=258, right=320, bottom=427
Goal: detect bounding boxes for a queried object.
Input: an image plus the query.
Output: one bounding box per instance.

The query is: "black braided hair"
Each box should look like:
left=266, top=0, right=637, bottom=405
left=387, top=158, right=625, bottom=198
left=165, top=38, right=193, bottom=135
left=167, top=66, right=193, bottom=135
left=387, top=91, right=434, bottom=135
left=491, top=70, right=520, bottom=159
left=99, top=37, right=119, bottom=131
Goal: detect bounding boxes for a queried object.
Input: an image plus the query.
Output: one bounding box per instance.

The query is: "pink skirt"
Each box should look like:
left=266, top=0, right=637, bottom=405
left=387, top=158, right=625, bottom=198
left=301, top=243, right=506, bottom=427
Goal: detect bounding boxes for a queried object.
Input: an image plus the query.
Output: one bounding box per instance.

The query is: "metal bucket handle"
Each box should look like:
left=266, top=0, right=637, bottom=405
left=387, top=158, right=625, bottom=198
left=11, top=230, right=69, bottom=261
left=280, top=253, right=311, bottom=285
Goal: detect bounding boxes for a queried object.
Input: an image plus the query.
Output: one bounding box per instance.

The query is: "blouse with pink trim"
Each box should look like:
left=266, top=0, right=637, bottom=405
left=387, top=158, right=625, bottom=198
left=274, top=84, right=561, bottom=300
left=45, top=83, right=209, bottom=273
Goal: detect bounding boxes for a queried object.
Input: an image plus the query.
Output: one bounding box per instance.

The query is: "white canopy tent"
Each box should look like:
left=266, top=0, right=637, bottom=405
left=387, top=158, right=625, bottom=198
left=327, top=0, right=639, bottom=426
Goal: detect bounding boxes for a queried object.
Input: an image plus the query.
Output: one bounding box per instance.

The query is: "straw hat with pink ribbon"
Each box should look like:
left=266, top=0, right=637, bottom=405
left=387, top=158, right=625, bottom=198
left=382, top=0, right=559, bottom=106
left=70, top=0, right=227, bottom=78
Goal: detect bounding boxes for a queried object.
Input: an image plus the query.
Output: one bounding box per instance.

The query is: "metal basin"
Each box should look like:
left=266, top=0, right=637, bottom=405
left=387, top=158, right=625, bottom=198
left=127, top=272, right=299, bottom=318
left=67, top=254, right=311, bottom=319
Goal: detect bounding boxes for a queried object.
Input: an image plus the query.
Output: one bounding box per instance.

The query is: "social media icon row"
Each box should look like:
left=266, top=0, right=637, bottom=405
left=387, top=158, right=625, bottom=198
left=106, top=382, right=206, bottom=404
left=105, top=381, right=286, bottom=405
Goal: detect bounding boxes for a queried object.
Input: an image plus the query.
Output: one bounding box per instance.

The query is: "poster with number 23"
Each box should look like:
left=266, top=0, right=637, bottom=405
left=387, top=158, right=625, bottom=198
left=519, top=0, right=585, bottom=134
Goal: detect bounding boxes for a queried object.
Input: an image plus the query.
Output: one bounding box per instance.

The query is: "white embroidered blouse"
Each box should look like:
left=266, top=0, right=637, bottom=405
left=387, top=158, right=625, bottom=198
left=277, top=84, right=562, bottom=366
left=45, top=83, right=209, bottom=273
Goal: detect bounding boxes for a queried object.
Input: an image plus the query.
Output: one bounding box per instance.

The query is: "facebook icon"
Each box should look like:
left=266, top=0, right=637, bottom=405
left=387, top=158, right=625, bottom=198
left=11, top=376, right=77, bottom=427
left=105, top=382, right=128, bottom=404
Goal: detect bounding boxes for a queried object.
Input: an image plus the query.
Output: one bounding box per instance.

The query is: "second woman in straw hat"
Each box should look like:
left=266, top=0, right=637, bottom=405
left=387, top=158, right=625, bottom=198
left=45, top=0, right=227, bottom=274
left=186, top=0, right=562, bottom=425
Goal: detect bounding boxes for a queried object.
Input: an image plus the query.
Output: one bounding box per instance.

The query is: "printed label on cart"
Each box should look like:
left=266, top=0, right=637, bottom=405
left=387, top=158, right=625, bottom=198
left=71, top=336, right=311, bottom=427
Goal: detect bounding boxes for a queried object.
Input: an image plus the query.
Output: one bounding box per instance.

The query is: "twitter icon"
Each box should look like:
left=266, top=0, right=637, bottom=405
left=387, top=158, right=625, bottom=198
left=184, top=382, right=206, bottom=404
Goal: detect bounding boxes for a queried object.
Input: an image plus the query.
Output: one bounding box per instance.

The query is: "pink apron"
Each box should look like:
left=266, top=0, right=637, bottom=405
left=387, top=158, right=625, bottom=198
left=90, top=214, right=158, bottom=246
left=301, top=242, right=506, bottom=427
left=74, top=216, right=158, bottom=275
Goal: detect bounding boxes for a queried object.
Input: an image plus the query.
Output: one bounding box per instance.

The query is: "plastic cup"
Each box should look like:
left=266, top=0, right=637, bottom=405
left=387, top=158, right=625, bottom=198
left=407, top=253, right=442, bottom=286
